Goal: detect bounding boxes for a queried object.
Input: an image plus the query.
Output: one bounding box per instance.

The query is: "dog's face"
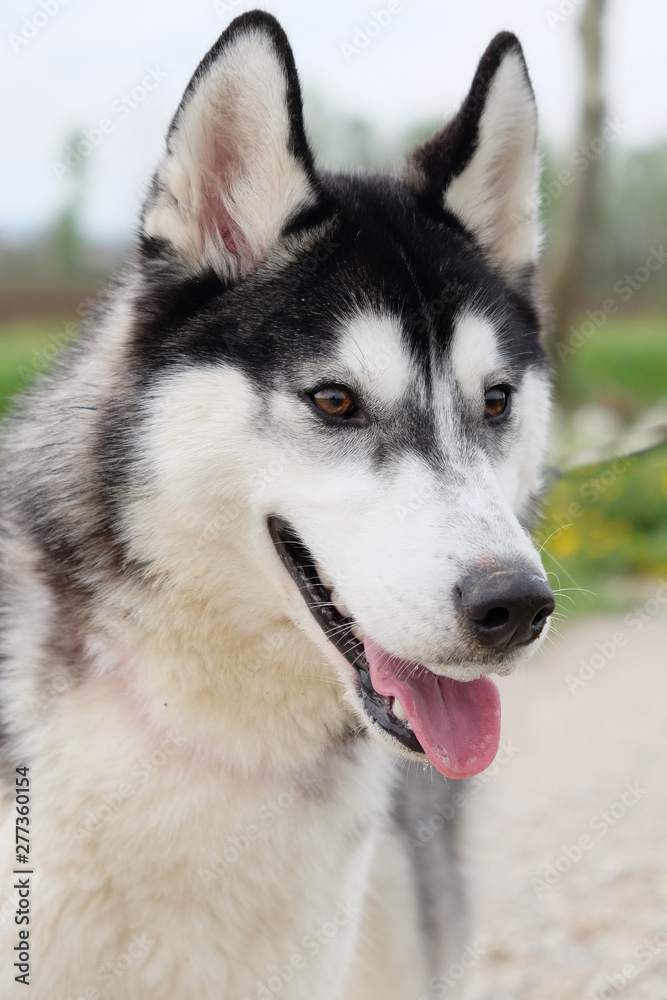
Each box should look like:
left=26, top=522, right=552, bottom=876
left=128, top=13, right=554, bottom=778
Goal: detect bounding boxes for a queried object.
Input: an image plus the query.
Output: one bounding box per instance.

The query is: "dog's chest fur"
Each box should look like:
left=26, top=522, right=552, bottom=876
left=1, top=673, right=406, bottom=999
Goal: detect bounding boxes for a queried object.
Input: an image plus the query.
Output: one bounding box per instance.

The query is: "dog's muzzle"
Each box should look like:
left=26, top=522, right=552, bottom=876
left=456, top=567, right=555, bottom=651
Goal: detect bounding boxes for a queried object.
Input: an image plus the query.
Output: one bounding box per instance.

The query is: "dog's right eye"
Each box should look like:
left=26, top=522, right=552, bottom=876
left=310, top=384, right=359, bottom=420
left=484, top=385, right=512, bottom=421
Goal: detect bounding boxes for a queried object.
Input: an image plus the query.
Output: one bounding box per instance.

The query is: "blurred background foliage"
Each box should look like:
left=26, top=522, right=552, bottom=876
left=1, top=0, right=665, bottom=622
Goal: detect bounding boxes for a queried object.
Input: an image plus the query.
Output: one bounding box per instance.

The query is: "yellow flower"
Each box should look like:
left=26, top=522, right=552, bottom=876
left=550, top=526, right=580, bottom=558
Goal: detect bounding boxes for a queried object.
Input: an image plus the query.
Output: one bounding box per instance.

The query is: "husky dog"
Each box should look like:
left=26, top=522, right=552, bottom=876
left=0, top=10, right=554, bottom=998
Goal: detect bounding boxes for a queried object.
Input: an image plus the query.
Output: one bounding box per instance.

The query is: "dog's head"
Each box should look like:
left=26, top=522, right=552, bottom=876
left=127, top=12, right=554, bottom=777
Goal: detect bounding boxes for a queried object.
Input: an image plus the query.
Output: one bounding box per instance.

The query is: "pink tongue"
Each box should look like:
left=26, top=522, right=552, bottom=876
left=364, top=637, right=501, bottom=779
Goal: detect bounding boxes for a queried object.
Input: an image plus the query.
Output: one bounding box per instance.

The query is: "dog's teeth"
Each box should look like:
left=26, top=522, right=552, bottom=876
left=330, top=590, right=351, bottom=619
left=314, top=564, right=334, bottom=590
left=392, top=698, right=408, bottom=723
left=350, top=621, right=363, bottom=640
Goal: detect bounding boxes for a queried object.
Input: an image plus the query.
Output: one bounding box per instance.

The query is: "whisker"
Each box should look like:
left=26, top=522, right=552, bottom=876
left=537, top=523, right=572, bottom=554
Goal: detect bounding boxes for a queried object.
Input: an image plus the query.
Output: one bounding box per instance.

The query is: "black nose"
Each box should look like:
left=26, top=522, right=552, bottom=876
left=458, top=568, right=555, bottom=651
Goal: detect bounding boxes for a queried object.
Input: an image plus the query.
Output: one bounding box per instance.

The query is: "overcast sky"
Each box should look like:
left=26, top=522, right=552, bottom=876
left=2, top=0, right=664, bottom=241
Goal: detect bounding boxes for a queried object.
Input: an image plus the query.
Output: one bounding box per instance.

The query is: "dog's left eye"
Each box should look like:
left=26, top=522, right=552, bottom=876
left=484, top=385, right=511, bottom=420
left=310, top=384, right=358, bottom=419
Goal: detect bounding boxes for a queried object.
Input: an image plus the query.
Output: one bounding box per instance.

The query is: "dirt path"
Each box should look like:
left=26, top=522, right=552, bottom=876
left=455, top=604, right=667, bottom=1000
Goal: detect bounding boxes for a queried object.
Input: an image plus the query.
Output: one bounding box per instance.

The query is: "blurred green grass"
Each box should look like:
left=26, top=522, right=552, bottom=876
left=543, top=315, right=667, bottom=612
left=0, top=319, right=75, bottom=412
left=560, top=316, right=667, bottom=412
left=539, top=444, right=667, bottom=614
left=0, top=313, right=665, bottom=615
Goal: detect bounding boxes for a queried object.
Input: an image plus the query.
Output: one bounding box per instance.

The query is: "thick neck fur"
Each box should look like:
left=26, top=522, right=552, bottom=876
left=99, top=560, right=358, bottom=779
left=1, top=438, right=398, bottom=997
left=2, top=279, right=360, bottom=776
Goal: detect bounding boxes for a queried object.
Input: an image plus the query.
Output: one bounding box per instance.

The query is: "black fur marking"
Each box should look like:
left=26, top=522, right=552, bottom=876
left=127, top=170, right=548, bottom=475
left=134, top=173, right=546, bottom=368
left=139, top=233, right=174, bottom=262
left=167, top=10, right=318, bottom=185
left=139, top=10, right=335, bottom=272
left=0, top=279, right=137, bottom=603
left=409, top=32, right=534, bottom=196
left=281, top=199, right=337, bottom=239
left=393, top=768, right=468, bottom=973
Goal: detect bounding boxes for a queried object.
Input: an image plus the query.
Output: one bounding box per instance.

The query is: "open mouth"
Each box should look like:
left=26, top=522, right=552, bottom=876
left=268, top=516, right=502, bottom=779
left=268, top=516, right=424, bottom=755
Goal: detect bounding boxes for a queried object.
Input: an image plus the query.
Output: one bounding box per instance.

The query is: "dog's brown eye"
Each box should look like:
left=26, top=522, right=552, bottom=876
left=484, top=385, right=511, bottom=420
left=311, top=385, right=357, bottom=418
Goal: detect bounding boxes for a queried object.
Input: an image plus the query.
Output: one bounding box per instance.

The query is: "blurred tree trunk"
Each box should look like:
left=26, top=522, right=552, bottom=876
left=549, top=0, right=607, bottom=351
left=49, top=130, right=88, bottom=276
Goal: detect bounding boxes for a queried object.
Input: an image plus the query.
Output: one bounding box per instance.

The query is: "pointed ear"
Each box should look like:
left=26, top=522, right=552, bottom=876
left=142, top=12, right=319, bottom=278
left=405, top=33, right=540, bottom=283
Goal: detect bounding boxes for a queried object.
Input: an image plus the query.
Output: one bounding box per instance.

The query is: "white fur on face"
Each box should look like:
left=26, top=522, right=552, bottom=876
left=494, top=367, right=552, bottom=514
left=449, top=311, right=503, bottom=401
left=444, top=51, right=540, bottom=278
left=121, top=303, right=550, bottom=722
left=277, top=447, right=546, bottom=682
left=329, top=312, right=415, bottom=407
left=143, top=30, right=316, bottom=277
left=448, top=309, right=551, bottom=514
left=255, top=308, right=549, bottom=679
